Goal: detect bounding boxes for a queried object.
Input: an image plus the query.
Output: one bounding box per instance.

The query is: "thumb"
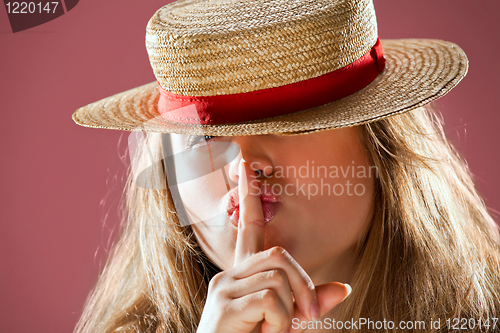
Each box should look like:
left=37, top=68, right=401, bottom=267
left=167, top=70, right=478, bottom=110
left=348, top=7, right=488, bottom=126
left=316, top=282, right=351, bottom=315
left=288, top=282, right=351, bottom=333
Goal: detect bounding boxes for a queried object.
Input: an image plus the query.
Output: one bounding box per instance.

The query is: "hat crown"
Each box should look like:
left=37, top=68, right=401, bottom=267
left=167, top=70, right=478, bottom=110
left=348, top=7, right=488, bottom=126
left=146, top=0, right=378, bottom=96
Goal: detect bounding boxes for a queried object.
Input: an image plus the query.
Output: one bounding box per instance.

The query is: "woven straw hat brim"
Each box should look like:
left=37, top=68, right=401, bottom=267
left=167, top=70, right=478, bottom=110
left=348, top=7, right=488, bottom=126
left=72, top=38, right=468, bottom=136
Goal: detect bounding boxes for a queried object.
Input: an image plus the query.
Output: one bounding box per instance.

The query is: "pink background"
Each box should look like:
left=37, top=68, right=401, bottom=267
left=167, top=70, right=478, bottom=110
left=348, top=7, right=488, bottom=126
left=1, top=1, right=499, bottom=332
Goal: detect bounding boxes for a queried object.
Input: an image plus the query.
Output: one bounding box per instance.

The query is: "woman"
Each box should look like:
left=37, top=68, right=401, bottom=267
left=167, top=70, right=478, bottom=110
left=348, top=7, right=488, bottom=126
left=72, top=0, right=500, bottom=332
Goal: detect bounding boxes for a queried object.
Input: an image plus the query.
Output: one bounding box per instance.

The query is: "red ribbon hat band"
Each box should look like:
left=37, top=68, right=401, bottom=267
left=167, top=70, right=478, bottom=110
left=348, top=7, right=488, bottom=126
left=157, top=38, right=386, bottom=126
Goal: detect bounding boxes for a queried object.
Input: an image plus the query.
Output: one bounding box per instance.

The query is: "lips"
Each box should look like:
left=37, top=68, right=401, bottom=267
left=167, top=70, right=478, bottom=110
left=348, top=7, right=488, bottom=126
left=226, top=184, right=281, bottom=227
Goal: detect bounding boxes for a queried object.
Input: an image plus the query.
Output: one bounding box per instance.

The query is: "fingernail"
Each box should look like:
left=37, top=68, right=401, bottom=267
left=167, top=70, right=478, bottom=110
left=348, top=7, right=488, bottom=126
left=344, top=283, right=352, bottom=298
left=310, top=298, right=320, bottom=321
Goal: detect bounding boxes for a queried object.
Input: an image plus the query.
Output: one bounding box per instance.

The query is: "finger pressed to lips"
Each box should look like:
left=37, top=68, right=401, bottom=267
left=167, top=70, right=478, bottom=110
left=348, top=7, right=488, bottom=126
left=232, top=159, right=319, bottom=321
left=233, top=159, right=265, bottom=265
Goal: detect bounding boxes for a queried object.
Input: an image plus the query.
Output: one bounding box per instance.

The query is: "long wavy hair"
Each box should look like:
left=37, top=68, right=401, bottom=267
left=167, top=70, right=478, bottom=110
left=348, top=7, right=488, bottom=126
left=74, top=105, right=500, bottom=333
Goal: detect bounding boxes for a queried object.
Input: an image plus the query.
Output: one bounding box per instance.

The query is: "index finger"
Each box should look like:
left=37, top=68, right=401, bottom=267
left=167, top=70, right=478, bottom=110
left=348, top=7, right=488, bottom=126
left=233, top=159, right=265, bottom=267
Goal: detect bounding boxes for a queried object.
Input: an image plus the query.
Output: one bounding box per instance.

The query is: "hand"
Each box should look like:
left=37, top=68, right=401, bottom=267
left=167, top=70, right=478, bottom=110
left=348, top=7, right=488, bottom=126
left=196, top=159, right=351, bottom=333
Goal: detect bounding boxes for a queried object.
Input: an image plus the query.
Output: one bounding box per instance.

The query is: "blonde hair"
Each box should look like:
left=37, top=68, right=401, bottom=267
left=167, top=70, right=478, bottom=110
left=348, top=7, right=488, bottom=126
left=75, top=105, right=500, bottom=333
left=339, top=106, right=500, bottom=332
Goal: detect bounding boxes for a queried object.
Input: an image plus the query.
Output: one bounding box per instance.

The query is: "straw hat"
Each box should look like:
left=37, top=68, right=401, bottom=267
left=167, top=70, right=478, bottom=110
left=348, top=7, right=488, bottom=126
left=72, top=0, right=468, bottom=136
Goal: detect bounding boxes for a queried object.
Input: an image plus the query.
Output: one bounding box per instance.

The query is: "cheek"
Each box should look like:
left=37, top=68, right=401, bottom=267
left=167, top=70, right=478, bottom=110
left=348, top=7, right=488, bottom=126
left=271, top=133, right=375, bottom=259
left=316, top=163, right=375, bottom=221
left=307, top=132, right=375, bottom=231
left=316, top=176, right=374, bottom=244
left=191, top=223, right=237, bottom=270
left=288, top=168, right=374, bottom=235
left=313, top=153, right=374, bottom=231
left=175, top=164, right=232, bottom=225
left=277, top=170, right=374, bottom=273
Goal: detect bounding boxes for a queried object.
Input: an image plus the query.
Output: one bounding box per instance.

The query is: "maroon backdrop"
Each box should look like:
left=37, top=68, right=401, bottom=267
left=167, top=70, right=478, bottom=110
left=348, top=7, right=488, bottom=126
left=1, top=1, right=499, bottom=332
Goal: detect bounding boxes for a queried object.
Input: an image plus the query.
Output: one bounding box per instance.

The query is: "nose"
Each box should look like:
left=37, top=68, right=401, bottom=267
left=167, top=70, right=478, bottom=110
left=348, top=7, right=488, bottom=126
left=228, top=136, right=274, bottom=183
